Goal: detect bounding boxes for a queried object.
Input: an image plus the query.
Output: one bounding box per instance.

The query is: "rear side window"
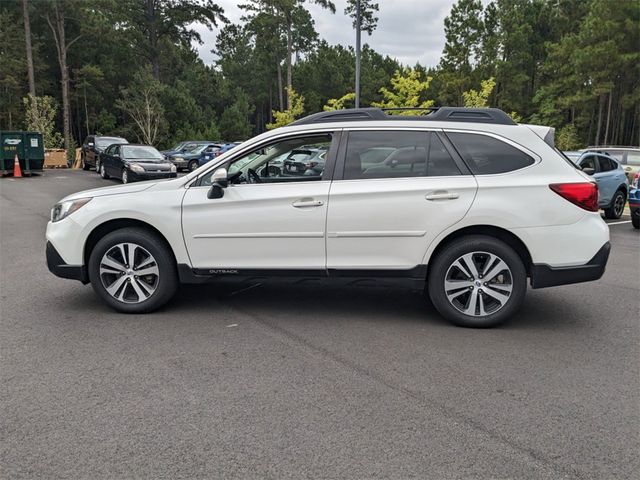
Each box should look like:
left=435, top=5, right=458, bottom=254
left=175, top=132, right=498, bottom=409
left=447, top=132, right=534, bottom=174
left=597, top=156, right=616, bottom=172
left=343, top=131, right=461, bottom=180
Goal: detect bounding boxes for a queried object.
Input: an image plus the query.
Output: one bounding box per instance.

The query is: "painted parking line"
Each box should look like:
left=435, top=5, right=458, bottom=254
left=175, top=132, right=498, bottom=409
left=607, top=220, right=632, bottom=225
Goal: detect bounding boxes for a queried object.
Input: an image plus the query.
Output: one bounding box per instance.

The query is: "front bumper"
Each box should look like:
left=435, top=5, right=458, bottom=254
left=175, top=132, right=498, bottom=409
left=46, top=241, right=88, bottom=283
left=131, top=171, right=177, bottom=181
left=530, top=242, right=610, bottom=289
left=169, top=158, right=188, bottom=169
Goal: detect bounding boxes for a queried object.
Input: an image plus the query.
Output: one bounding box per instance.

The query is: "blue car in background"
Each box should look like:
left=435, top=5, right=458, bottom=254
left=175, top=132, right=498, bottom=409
left=572, top=152, right=629, bottom=219
left=198, top=142, right=242, bottom=168
left=167, top=143, right=223, bottom=171
left=161, top=140, right=218, bottom=170
left=629, top=173, right=639, bottom=229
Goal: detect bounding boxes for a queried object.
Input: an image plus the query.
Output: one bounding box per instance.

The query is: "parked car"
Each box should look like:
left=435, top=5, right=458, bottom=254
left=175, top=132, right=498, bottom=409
left=81, top=135, right=128, bottom=171
left=584, top=146, right=640, bottom=184
left=629, top=173, right=639, bottom=229
left=571, top=152, right=629, bottom=219
left=160, top=140, right=218, bottom=160
left=98, top=144, right=176, bottom=184
left=282, top=146, right=327, bottom=176
left=46, top=107, right=610, bottom=328
left=168, top=143, right=223, bottom=172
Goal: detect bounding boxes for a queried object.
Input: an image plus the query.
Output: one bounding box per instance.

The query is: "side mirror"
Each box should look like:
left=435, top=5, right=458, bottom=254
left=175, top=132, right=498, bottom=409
left=211, top=167, right=228, bottom=188
left=582, top=167, right=595, bottom=175
left=207, top=167, right=228, bottom=199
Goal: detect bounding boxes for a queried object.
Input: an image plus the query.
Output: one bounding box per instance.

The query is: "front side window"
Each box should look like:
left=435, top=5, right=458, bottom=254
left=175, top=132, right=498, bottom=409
left=580, top=155, right=597, bottom=171
left=343, top=131, right=461, bottom=180
left=201, top=134, right=333, bottom=187
left=447, top=132, right=535, bottom=174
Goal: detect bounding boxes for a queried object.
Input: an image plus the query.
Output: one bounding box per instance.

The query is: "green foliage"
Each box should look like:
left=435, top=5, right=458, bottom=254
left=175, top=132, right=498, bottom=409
left=372, top=68, right=434, bottom=114
left=556, top=124, right=582, bottom=151
left=345, top=0, right=379, bottom=35
left=463, top=77, right=496, bottom=108
left=323, top=93, right=355, bottom=111
left=22, top=95, right=63, bottom=149
left=267, top=88, right=305, bottom=129
left=219, top=90, right=254, bottom=140
left=115, top=68, right=166, bottom=145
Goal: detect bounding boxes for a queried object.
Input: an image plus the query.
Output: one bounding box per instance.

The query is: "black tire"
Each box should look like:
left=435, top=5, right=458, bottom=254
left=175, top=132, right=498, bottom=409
left=95, top=158, right=101, bottom=174
left=82, top=154, right=90, bottom=170
left=99, top=162, right=110, bottom=179
left=427, top=235, right=527, bottom=328
left=632, top=212, right=639, bottom=229
left=604, top=189, right=626, bottom=219
left=188, top=159, right=199, bottom=172
left=122, top=168, right=130, bottom=184
left=88, top=228, right=178, bottom=313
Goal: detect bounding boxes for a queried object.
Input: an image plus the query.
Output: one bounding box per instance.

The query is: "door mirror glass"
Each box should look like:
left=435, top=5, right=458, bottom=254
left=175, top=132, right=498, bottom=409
left=582, top=167, right=595, bottom=175
left=212, top=167, right=228, bottom=188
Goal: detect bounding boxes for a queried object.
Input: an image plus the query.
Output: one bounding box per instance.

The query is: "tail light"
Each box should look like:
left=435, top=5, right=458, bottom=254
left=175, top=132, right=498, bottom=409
left=305, top=161, right=318, bottom=169
left=633, top=173, right=639, bottom=188
left=549, top=182, right=599, bottom=212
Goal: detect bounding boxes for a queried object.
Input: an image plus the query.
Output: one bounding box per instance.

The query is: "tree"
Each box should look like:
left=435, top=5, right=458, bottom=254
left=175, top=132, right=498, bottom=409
left=240, top=0, right=335, bottom=109
left=114, top=0, right=226, bottom=79
left=267, top=87, right=305, bottom=129
left=116, top=68, right=165, bottom=145
left=23, top=95, right=64, bottom=149
left=22, top=0, right=35, bottom=98
left=345, top=0, right=378, bottom=35
left=219, top=90, right=254, bottom=140
left=74, top=65, right=104, bottom=137
left=45, top=0, right=82, bottom=155
left=463, top=77, right=495, bottom=107
left=372, top=68, right=434, bottom=114
left=556, top=124, right=581, bottom=151
left=323, top=92, right=355, bottom=111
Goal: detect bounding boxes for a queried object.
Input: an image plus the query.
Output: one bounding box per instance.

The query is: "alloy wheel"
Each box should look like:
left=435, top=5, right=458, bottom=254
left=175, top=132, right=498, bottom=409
left=99, top=243, right=159, bottom=304
left=444, top=251, right=513, bottom=317
left=613, top=193, right=625, bottom=217
left=122, top=169, right=128, bottom=184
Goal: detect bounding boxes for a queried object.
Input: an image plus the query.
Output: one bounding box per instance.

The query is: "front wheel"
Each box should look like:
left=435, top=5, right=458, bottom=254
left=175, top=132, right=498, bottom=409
left=632, top=211, right=639, bottom=229
left=99, top=163, right=110, bottom=179
left=427, top=235, right=527, bottom=328
left=88, top=228, right=178, bottom=313
left=122, top=168, right=130, bottom=184
left=82, top=154, right=90, bottom=170
left=188, top=159, right=199, bottom=172
left=95, top=158, right=101, bottom=174
left=604, top=190, right=626, bottom=219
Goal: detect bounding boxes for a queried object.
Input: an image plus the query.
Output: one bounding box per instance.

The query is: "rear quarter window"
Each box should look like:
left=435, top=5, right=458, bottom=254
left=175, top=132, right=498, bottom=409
left=446, top=132, right=535, bottom=174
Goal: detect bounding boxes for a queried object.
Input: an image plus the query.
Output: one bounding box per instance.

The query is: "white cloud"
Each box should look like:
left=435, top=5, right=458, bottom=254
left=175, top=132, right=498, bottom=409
left=192, top=0, right=469, bottom=68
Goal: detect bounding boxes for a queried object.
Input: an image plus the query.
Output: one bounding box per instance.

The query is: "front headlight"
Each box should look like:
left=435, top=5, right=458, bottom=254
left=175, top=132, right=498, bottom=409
left=129, top=163, right=145, bottom=173
left=51, top=198, right=92, bottom=223
left=170, top=164, right=177, bottom=172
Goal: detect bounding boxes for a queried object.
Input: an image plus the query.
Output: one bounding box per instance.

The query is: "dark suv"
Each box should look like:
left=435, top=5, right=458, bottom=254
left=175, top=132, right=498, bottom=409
left=81, top=135, right=128, bottom=171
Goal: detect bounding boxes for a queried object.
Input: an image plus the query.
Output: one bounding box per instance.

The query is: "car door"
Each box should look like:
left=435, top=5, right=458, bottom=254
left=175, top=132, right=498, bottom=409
left=104, top=145, right=120, bottom=177
left=181, top=132, right=338, bottom=271
left=593, top=155, right=616, bottom=206
left=326, top=129, right=478, bottom=271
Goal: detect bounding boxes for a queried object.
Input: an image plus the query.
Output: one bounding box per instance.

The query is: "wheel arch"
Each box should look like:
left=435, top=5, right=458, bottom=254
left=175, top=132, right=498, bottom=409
left=84, top=218, right=177, bottom=267
left=426, top=225, right=533, bottom=278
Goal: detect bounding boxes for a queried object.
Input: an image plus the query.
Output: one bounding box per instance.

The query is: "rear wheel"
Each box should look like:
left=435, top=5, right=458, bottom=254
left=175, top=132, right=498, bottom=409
left=188, top=159, right=199, bottom=172
left=99, top=163, right=109, bottom=179
left=95, top=158, right=101, bottom=174
left=632, top=211, right=639, bottom=229
left=82, top=154, right=90, bottom=170
left=427, top=235, right=527, bottom=328
left=604, top=190, right=626, bottom=219
left=88, top=228, right=178, bottom=313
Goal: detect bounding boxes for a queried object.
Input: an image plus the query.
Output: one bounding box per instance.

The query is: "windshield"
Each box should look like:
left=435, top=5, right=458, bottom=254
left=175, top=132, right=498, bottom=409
left=97, top=137, right=126, bottom=148
left=122, top=145, right=164, bottom=160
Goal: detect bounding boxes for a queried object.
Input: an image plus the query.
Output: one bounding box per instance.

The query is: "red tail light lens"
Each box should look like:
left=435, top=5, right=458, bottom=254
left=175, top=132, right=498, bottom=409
left=633, top=173, right=639, bottom=188
left=549, top=182, right=598, bottom=212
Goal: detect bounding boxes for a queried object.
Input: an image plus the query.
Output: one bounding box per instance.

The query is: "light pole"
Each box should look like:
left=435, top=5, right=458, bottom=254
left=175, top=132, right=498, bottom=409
left=355, top=0, right=361, bottom=108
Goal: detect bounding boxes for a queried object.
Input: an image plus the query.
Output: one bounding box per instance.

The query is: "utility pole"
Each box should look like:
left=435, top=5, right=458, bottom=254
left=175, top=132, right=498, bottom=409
left=355, top=0, right=361, bottom=108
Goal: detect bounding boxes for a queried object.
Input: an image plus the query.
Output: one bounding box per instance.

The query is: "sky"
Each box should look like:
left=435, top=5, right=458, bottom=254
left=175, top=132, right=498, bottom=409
left=192, top=0, right=476, bottom=68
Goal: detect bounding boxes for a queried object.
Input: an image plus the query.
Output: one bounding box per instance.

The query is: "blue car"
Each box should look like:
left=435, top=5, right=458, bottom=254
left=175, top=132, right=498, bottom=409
left=198, top=142, right=242, bottom=168
left=161, top=140, right=218, bottom=170
left=572, top=152, right=629, bottom=219
left=629, top=173, right=639, bottom=229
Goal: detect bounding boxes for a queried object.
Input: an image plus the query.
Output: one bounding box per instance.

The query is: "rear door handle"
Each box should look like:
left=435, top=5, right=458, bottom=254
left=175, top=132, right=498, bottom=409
left=425, top=191, right=459, bottom=201
left=292, top=199, right=324, bottom=208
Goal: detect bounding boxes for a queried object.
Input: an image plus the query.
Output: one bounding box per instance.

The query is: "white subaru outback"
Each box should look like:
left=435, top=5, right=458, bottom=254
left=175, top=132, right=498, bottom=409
left=46, top=107, right=610, bottom=327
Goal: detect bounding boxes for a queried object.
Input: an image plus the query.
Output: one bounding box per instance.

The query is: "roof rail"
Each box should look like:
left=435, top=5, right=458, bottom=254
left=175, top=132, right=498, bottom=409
left=289, top=107, right=517, bottom=126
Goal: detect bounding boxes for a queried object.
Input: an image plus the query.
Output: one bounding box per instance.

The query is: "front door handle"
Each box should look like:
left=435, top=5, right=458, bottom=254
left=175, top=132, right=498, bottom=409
left=292, top=199, right=324, bottom=208
left=425, top=191, right=459, bottom=201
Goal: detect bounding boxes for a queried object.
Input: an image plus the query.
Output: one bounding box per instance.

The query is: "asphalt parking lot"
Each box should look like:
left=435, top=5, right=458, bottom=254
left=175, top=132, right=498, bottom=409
left=1, top=170, right=638, bottom=479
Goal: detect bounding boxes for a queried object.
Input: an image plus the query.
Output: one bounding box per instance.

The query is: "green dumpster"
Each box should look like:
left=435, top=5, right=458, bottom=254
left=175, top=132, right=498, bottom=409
left=1, top=131, right=45, bottom=176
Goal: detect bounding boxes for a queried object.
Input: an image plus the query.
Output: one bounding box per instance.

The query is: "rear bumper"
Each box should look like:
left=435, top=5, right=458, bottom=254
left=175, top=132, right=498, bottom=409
left=46, top=241, right=88, bottom=283
left=530, top=242, right=610, bottom=289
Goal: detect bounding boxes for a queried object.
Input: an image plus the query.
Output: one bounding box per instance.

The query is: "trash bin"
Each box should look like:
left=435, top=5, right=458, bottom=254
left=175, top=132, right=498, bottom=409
left=0, top=131, right=45, bottom=176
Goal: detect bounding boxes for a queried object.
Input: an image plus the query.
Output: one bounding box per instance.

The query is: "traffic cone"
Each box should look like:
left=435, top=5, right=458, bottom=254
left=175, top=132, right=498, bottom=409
left=13, top=154, right=22, bottom=178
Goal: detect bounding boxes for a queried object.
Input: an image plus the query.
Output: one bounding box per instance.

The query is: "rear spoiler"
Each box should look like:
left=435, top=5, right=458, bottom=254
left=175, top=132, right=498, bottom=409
left=524, top=124, right=556, bottom=148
